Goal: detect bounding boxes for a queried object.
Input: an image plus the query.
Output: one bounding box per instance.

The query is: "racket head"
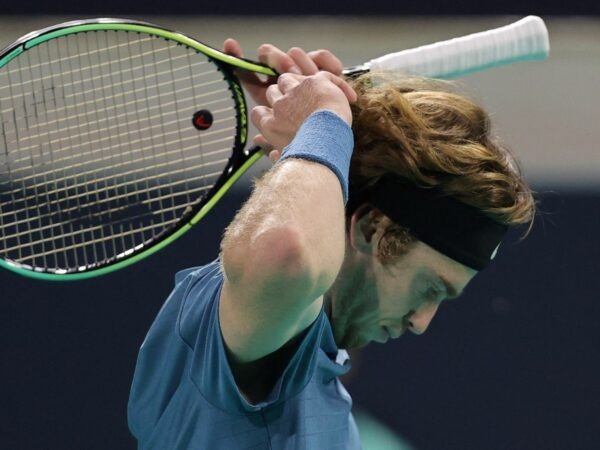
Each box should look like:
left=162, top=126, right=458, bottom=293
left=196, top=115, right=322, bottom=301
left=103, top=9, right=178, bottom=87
left=0, top=18, right=266, bottom=280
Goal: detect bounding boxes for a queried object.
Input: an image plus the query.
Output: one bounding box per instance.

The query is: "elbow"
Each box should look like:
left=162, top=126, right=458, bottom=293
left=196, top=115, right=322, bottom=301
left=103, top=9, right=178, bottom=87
left=264, top=227, right=311, bottom=281
left=222, top=225, right=336, bottom=297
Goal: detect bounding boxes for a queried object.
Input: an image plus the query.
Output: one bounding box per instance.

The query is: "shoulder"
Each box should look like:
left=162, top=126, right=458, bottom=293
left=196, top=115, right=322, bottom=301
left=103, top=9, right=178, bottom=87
left=128, top=260, right=225, bottom=439
left=174, top=260, right=225, bottom=347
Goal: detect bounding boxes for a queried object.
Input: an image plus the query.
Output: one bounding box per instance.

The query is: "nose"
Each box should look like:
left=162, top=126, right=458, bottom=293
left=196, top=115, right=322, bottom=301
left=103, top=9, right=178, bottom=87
left=408, top=301, right=440, bottom=335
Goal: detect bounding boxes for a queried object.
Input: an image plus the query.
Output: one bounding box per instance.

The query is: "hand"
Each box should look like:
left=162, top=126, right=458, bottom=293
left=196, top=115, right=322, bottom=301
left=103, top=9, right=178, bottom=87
left=222, top=39, right=344, bottom=106
left=250, top=71, right=357, bottom=160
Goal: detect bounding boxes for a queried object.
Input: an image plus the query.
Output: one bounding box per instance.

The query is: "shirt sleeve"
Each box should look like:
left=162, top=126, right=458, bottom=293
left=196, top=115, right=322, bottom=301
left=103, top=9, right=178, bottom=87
left=127, top=267, right=202, bottom=442
left=129, top=259, right=331, bottom=437
left=180, top=264, right=330, bottom=414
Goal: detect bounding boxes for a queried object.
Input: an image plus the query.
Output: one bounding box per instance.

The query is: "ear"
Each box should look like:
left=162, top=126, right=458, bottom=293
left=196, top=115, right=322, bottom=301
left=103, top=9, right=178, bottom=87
left=348, top=204, right=380, bottom=254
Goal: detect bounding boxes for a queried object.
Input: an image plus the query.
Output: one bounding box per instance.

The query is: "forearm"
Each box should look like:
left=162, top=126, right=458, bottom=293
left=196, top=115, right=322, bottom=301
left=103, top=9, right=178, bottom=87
left=221, top=157, right=346, bottom=299
left=218, top=71, right=355, bottom=361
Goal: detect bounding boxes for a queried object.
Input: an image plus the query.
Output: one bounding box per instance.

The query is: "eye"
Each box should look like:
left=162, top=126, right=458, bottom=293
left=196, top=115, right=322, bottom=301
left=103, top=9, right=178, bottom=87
left=424, top=282, right=442, bottom=302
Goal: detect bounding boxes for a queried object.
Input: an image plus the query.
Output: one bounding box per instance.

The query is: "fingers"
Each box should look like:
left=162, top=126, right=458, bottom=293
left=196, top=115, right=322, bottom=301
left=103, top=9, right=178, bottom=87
left=250, top=133, right=280, bottom=162
left=258, top=44, right=344, bottom=77
left=265, top=84, right=283, bottom=106
left=223, top=39, right=274, bottom=105
left=251, top=104, right=294, bottom=153
left=265, top=73, right=304, bottom=105
left=251, top=70, right=355, bottom=153
left=268, top=149, right=281, bottom=161
left=287, top=47, right=319, bottom=75
left=253, top=135, right=279, bottom=160
left=223, top=38, right=243, bottom=58
left=224, top=38, right=348, bottom=109
left=250, top=105, right=271, bottom=129
left=253, top=133, right=270, bottom=148
left=277, top=73, right=303, bottom=94
left=258, top=44, right=303, bottom=75
left=307, top=49, right=344, bottom=75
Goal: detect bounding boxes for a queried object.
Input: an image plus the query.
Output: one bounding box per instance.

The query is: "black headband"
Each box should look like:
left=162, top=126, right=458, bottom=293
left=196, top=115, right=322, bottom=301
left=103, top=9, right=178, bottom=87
left=349, top=176, right=508, bottom=270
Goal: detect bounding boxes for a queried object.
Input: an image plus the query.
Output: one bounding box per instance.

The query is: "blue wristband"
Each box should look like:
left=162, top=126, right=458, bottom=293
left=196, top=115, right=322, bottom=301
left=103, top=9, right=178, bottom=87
left=279, top=110, right=354, bottom=203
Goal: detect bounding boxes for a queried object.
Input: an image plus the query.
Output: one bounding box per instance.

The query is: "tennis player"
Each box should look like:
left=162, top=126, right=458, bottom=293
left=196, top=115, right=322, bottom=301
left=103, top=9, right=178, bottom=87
left=128, top=41, right=535, bottom=449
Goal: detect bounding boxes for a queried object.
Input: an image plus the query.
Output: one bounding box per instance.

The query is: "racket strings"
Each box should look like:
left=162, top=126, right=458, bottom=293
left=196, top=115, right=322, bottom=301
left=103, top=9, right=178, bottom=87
left=2, top=160, right=226, bottom=233
left=1, top=77, right=229, bottom=148
left=0, top=38, right=212, bottom=101
left=6, top=125, right=235, bottom=188
left=0, top=29, right=239, bottom=271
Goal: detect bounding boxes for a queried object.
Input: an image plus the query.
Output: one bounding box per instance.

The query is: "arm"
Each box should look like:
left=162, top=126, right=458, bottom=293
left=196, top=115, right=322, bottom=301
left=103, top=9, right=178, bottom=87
left=219, top=71, right=356, bottom=364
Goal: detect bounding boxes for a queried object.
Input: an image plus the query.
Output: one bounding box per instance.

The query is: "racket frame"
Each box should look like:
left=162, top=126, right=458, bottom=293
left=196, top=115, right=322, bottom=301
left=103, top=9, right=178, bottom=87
left=0, top=16, right=549, bottom=280
left=0, top=18, right=271, bottom=280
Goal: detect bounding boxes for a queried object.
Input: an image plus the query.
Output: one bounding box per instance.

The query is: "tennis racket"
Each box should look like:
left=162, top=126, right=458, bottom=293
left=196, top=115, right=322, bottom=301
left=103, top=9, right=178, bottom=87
left=0, top=16, right=549, bottom=280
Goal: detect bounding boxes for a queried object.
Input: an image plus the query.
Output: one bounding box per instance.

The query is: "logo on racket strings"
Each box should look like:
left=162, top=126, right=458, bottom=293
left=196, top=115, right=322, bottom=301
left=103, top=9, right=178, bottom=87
left=192, top=110, right=213, bottom=130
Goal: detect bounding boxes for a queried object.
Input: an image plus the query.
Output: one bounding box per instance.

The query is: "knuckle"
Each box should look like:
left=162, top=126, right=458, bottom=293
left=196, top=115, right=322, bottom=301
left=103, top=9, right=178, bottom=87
left=305, top=74, right=325, bottom=89
left=271, top=98, right=286, bottom=114
left=313, top=71, right=330, bottom=82
left=278, top=72, right=294, bottom=83
left=265, top=84, right=279, bottom=96
left=259, top=112, right=272, bottom=127
left=250, top=106, right=268, bottom=127
left=258, top=117, right=272, bottom=134
left=280, top=72, right=301, bottom=85
left=298, top=76, right=315, bottom=89
left=277, top=73, right=300, bottom=90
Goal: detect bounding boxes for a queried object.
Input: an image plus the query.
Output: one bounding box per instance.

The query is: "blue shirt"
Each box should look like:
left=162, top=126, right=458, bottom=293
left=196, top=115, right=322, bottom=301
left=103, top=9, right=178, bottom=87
left=128, top=260, right=361, bottom=449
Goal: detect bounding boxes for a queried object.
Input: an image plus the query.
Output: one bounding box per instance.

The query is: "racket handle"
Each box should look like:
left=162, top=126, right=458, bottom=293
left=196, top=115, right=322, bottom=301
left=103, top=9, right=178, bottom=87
left=368, top=16, right=550, bottom=79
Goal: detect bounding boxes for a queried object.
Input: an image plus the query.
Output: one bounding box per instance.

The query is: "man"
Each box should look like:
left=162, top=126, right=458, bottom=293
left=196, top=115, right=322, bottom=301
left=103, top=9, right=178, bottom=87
left=128, top=41, right=535, bottom=449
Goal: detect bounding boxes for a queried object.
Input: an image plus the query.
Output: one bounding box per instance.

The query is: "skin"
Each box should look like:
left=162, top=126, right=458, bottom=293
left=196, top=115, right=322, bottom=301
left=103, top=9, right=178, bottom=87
left=326, top=207, right=477, bottom=349
left=223, top=39, right=345, bottom=160
left=220, top=41, right=477, bottom=367
left=220, top=41, right=353, bottom=364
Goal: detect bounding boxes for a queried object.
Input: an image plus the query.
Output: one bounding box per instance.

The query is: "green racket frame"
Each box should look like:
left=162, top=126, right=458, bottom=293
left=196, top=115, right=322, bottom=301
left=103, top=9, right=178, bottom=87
left=0, top=19, right=275, bottom=280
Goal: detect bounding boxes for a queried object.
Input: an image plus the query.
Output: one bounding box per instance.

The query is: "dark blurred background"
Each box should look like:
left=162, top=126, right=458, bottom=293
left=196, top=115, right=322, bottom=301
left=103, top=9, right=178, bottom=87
left=0, top=0, right=598, bottom=15
left=1, top=6, right=599, bottom=450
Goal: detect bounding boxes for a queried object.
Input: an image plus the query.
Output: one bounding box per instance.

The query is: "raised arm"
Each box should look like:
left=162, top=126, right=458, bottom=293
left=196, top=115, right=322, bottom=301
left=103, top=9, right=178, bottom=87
left=219, top=70, right=356, bottom=364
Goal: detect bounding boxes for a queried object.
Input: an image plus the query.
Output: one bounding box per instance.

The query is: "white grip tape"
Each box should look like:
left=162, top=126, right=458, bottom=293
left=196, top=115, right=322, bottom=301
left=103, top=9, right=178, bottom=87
left=369, top=16, right=550, bottom=78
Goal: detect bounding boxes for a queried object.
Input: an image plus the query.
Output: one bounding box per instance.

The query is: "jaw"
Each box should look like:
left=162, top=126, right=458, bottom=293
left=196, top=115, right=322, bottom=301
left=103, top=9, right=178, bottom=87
left=324, top=260, right=379, bottom=349
left=325, top=234, right=391, bottom=349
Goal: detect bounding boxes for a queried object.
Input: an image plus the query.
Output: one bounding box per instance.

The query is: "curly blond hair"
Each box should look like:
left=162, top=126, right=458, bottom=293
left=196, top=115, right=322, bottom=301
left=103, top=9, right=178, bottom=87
left=347, top=73, right=535, bottom=261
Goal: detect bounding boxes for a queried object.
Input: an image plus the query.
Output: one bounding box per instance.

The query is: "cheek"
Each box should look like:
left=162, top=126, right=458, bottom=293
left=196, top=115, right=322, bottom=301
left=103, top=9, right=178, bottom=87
left=337, top=270, right=378, bottom=324
left=375, top=271, right=422, bottom=316
left=355, top=283, right=381, bottom=321
left=350, top=265, right=380, bottom=314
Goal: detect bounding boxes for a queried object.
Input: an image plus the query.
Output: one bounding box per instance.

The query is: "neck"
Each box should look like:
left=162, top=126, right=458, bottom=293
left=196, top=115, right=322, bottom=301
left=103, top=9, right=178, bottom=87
left=322, top=251, right=368, bottom=347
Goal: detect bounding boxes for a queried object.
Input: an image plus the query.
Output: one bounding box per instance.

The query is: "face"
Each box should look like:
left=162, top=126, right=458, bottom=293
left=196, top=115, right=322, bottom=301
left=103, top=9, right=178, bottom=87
left=325, top=213, right=477, bottom=349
